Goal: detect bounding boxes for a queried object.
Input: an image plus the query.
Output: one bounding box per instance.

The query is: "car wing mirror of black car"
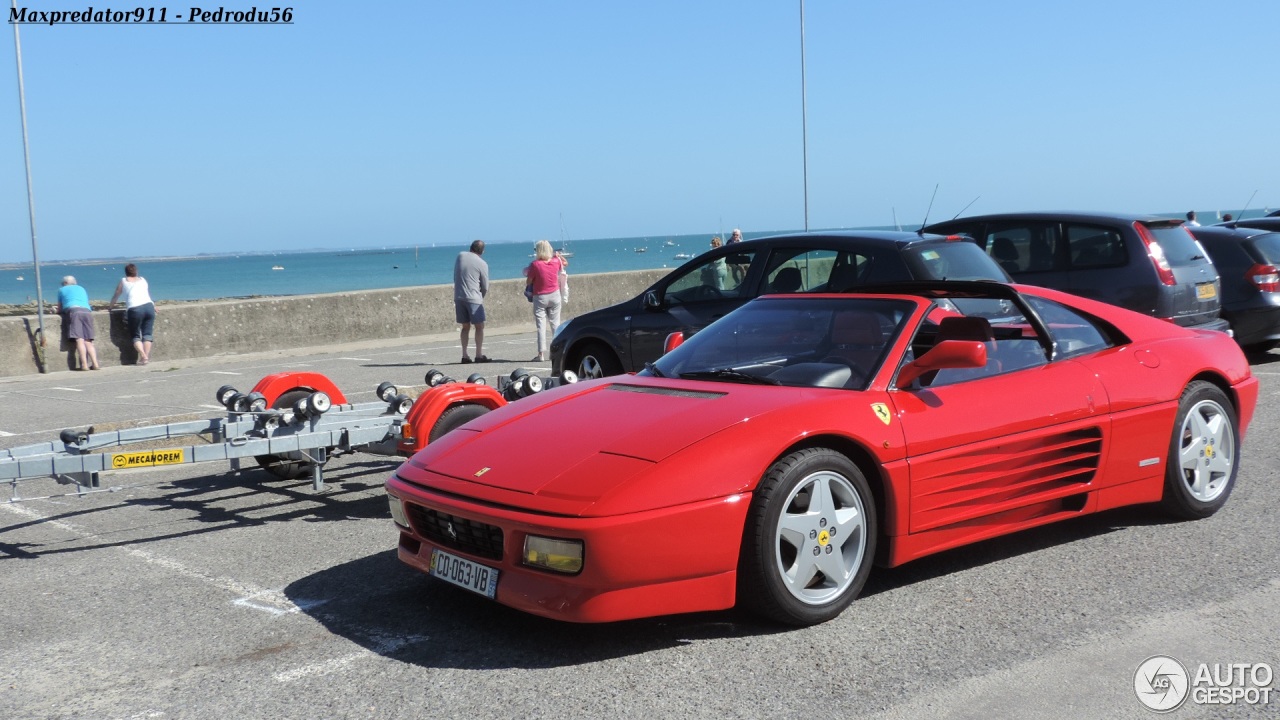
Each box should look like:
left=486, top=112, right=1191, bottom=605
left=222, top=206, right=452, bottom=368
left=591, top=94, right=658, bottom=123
left=643, top=290, right=664, bottom=310
left=895, top=340, right=987, bottom=389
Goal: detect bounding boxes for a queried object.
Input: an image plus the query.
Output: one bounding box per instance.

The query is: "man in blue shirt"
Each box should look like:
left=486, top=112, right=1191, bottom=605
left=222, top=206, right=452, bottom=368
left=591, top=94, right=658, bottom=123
left=55, top=276, right=100, bottom=370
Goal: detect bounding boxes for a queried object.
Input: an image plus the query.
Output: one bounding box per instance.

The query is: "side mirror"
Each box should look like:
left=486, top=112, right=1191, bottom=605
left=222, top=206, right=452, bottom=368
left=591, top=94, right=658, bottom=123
left=663, top=331, right=685, bottom=355
left=643, top=290, right=664, bottom=310
left=895, top=340, right=987, bottom=389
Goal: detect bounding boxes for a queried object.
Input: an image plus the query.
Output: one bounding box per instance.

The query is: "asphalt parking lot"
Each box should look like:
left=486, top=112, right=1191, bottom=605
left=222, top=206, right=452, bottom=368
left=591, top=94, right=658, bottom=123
left=1, top=328, right=1277, bottom=719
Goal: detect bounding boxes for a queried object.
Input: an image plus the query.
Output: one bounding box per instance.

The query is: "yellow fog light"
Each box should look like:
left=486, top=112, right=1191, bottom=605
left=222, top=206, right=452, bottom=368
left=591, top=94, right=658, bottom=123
left=387, top=493, right=410, bottom=528
left=522, top=535, right=583, bottom=575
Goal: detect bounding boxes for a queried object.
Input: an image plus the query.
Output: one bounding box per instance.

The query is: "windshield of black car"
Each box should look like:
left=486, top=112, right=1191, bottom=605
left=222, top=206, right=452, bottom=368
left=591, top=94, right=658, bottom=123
left=903, top=241, right=1011, bottom=281
left=1147, top=223, right=1209, bottom=267
left=643, top=297, right=916, bottom=390
left=1251, top=233, right=1280, bottom=264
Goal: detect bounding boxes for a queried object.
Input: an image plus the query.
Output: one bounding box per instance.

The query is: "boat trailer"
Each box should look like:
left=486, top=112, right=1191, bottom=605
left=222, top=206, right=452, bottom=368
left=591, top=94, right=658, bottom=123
left=1, top=367, right=574, bottom=501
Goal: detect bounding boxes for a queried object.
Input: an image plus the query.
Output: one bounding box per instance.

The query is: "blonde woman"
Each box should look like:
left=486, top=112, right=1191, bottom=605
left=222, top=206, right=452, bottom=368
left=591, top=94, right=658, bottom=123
left=523, top=239, right=568, bottom=362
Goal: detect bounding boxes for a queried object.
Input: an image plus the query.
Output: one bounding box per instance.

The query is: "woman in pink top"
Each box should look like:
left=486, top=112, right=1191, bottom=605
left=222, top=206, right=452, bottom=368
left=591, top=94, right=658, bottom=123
left=524, top=240, right=568, bottom=362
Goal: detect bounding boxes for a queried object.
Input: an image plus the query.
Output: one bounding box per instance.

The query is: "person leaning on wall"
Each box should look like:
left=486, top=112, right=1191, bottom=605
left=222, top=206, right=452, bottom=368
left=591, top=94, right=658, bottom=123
left=109, top=263, right=156, bottom=366
left=54, top=275, right=100, bottom=371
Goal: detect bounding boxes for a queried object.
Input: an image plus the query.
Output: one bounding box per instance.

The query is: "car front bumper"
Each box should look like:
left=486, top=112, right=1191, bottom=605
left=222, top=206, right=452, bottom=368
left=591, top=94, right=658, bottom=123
left=385, top=475, right=749, bottom=623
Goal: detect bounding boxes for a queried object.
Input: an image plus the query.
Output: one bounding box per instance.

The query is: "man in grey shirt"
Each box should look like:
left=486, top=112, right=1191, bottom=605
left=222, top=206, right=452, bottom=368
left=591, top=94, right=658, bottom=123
left=453, top=240, right=490, bottom=363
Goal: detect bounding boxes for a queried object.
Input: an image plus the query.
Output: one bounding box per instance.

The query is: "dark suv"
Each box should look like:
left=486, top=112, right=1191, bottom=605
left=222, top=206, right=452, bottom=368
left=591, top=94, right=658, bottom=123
left=550, top=231, right=1010, bottom=378
left=925, top=212, right=1230, bottom=334
left=1188, top=224, right=1280, bottom=350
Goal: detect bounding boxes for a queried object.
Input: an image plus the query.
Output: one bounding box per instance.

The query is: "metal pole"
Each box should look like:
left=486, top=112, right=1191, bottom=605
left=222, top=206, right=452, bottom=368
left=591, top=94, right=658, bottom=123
left=11, top=0, right=47, bottom=371
left=799, top=0, right=810, bottom=232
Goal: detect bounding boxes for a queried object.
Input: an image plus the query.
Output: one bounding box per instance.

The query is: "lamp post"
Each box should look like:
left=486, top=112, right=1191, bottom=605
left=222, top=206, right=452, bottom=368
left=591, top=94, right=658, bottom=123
left=799, top=0, right=810, bottom=232
left=11, top=0, right=47, bottom=371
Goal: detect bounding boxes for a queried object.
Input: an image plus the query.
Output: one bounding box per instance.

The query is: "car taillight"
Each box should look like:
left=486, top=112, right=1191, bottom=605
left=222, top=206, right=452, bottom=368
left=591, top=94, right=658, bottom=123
left=1133, top=222, right=1177, bottom=286
left=1246, top=263, right=1280, bottom=292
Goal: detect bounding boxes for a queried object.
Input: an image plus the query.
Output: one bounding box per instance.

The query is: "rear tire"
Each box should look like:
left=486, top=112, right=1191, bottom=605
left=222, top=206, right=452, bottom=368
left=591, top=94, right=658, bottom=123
left=428, top=403, right=490, bottom=443
left=738, top=447, right=876, bottom=626
left=1160, top=381, right=1238, bottom=519
left=569, top=341, right=623, bottom=379
left=254, top=389, right=313, bottom=480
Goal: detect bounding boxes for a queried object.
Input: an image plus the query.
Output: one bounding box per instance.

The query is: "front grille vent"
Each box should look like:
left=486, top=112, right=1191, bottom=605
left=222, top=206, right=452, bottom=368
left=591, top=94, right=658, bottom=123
left=407, top=505, right=504, bottom=561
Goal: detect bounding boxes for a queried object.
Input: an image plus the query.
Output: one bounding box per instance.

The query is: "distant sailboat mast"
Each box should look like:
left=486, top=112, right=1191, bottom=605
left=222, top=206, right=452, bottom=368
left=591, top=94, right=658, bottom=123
left=557, top=213, right=573, bottom=257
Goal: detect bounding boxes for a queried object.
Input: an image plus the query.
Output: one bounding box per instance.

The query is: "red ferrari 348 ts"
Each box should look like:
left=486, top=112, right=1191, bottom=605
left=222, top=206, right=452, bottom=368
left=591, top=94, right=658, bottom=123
left=385, top=281, right=1256, bottom=626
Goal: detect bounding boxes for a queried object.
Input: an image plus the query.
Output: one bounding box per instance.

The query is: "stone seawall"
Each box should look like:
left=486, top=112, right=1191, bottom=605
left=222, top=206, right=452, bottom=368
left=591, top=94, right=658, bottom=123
left=0, top=269, right=667, bottom=378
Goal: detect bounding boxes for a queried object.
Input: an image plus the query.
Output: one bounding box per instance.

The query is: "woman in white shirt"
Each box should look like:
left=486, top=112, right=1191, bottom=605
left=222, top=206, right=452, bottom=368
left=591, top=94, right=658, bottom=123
left=109, top=263, right=156, bottom=365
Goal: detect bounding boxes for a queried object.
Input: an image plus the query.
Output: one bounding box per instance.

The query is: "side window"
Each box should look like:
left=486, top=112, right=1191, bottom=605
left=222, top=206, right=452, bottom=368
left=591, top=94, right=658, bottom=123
left=984, top=224, right=1061, bottom=273
left=912, top=306, right=1049, bottom=387
left=763, top=249, right=840, bottom=294
left=1024, top=295, right=1115, bottom=357
left=665, top=250, right=757, bottom=304
left=1067, top=225, right=1126, bottom=269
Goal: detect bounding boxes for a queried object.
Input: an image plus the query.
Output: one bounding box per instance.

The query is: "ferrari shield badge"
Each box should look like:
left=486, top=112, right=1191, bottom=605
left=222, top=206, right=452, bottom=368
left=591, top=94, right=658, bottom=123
left=871, top=403, right=892, bottom=425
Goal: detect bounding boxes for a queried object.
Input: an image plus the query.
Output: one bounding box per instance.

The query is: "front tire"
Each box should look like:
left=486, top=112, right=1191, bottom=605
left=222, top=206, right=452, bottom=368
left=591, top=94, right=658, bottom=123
left=569, top=341, right=623, bottom=379
left=1160, top=381, right=1239, bottom=519
left=738, top=448, right=876, bottom=626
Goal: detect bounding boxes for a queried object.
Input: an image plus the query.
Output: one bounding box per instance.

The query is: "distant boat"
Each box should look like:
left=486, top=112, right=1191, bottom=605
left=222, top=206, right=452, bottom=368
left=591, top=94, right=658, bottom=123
left=664, top=240, right=676, bottom=246
left=635, top=247, right=647, bottom=253
left=557, top=213, right=574, bottom=257
left=271, top=265, right=284, bottom=271
left=15, top=275, right=23, bottom=280
left=674, top=253, right=692, bottom=259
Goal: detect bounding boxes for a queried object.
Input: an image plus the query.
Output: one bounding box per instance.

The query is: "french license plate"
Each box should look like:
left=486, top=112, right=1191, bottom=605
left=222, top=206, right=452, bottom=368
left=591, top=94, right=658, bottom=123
left=430, top=548, right=499, bottom=599
left=1196, top=282, right=1216, bottom=300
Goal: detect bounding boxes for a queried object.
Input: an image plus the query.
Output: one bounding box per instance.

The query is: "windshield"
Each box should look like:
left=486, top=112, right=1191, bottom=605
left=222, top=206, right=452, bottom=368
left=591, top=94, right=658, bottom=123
left=1146, top=223, right=1208, bottom=267
left=644, top=297, right=917, bottom=390
left=903, top=241, right=1011, bottom=281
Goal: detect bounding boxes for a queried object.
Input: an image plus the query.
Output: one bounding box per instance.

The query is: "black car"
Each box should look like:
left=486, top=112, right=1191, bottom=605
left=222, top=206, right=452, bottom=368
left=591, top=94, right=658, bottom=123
left=925, top=212, right=1230, bottom=334
left=1220, top=216, right=1280, bottom=233
left=1189, top=224, right=1280, bottom=350
left=550, top=231, right=1011, bottom=378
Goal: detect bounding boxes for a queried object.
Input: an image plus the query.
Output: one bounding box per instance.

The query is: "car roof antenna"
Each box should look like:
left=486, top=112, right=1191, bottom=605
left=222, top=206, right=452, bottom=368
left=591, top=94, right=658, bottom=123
left=1233, top=190, right=1258, bottom=225
left=917, top=184, right=939, bottom=236
left=951, top=195, right=980, bottom=220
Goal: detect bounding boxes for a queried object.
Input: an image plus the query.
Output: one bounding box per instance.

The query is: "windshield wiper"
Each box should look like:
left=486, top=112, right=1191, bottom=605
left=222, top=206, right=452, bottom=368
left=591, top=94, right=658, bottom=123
left=678, top=368, right=780, bottom=385
left=643, top=361, right=666, bottom=378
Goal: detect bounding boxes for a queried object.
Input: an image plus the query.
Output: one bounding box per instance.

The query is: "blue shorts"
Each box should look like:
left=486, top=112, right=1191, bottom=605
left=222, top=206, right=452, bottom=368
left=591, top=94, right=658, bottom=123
left=454, top=299, right=485, bottom=325
left=126, top=302, right=155, bottom=342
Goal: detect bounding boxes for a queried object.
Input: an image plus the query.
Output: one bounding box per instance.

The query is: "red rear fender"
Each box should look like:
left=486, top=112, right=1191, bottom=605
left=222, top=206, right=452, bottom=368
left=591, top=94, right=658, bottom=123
left=251, top=372, right=347, bottom=406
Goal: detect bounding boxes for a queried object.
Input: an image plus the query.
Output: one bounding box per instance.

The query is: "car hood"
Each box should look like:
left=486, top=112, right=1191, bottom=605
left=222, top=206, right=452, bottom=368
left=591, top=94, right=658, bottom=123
left=404, top=378, right=785, bottom=499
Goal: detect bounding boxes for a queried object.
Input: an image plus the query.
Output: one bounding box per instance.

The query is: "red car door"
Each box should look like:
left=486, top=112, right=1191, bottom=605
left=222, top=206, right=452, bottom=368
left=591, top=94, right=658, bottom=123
left=891, top=359, right=1110, bottom=537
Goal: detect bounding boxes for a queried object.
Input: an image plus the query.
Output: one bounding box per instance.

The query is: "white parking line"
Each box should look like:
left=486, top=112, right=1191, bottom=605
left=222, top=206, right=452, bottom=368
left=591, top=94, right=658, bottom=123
left=0, top=430, right=13, bottom=437
left=208, top=371, right=241, bottom=375
left=272, top=632, right=427, bottom=682
left=48, top=387, right=83, bottom=392
left=336, top=357, right=372, bottom=362
left=0, top=502, right=310, bottom=617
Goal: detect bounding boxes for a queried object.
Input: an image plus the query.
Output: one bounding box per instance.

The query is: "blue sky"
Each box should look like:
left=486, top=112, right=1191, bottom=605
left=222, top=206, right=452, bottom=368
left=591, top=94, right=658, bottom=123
left=2, top=0, right=1277, bottom=263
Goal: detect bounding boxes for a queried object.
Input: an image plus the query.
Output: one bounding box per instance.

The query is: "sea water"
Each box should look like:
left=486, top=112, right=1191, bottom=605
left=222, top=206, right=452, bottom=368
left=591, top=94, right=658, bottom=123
left=0, top=231, right=775, bottom=307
